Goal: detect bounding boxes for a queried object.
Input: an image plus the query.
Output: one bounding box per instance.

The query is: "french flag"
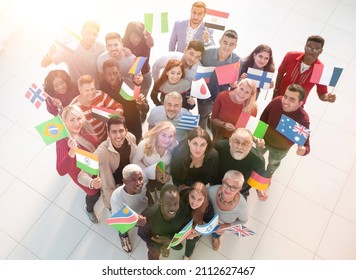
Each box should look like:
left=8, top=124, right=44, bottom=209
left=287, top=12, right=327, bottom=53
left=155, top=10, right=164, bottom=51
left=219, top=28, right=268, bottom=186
left=310, top=64, right=343, bottom=87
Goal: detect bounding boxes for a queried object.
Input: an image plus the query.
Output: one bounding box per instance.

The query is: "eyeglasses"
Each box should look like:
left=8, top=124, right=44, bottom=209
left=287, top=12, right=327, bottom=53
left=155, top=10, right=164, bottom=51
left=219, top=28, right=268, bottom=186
left=305, top=45, right=322, bottom=53
left=222, top=182, right=239, bottom=192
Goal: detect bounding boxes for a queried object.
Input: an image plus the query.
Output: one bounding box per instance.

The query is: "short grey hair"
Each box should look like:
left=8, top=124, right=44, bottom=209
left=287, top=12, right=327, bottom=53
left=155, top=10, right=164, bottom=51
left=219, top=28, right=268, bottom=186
left=122, top=164, right=143, bottom=179
left=164, top=91, right=183, bottom=104
left=223, top=170, right=244, bottom=185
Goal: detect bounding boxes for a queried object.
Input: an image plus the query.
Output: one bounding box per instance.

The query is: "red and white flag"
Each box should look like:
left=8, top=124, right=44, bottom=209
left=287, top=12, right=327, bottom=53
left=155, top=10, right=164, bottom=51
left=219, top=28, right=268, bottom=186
left=190, top=78, right=211, bottom=99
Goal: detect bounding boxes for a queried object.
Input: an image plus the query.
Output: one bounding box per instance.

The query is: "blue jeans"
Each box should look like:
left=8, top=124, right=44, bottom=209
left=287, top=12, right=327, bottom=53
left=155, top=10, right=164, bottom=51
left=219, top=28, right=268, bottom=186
left=258, top=143, right=289, bottom=174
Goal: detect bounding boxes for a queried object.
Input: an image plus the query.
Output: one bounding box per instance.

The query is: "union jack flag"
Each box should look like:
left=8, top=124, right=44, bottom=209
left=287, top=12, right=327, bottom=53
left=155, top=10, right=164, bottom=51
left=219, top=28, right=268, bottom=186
left=25, top=83, right=48, bottom=109
left=292, top=122, right=310, bottom=139
left=225, top=224, right=256, bottom=237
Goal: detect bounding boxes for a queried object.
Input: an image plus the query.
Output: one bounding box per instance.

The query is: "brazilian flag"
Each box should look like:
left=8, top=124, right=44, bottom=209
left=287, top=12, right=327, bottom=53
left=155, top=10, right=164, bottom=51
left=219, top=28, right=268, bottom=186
left=35, top=115, right=70, bottom=145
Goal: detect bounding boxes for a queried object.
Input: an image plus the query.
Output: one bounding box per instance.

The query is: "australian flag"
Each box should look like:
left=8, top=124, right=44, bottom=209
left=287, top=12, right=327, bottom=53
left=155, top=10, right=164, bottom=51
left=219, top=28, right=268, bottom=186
left=276, top=114, right=310, bottom=146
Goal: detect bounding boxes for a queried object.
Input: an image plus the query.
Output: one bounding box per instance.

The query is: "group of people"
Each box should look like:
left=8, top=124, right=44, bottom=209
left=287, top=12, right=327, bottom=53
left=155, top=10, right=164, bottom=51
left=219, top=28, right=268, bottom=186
left=41, top=1, right=336, bottom=260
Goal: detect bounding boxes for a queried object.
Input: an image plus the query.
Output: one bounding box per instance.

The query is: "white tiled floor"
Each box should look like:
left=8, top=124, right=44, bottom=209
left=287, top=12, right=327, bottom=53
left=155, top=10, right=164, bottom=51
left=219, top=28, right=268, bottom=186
left=1, top=0, right=356, bottom=260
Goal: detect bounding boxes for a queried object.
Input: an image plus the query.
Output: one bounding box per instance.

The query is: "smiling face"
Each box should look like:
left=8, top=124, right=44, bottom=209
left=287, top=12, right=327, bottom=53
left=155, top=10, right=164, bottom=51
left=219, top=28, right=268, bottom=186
left=52, top=77, right=67, bottom=95
left=108, top=123, right=127, bottom=148
left=253, top=51, right=270, bottom=68
left=188, top=136, right=208, bottom=158
left=190, top=6, right=205, bottom=27
left=123, top=171, right=144, bottom=195
left=182, top=48, right=202, bottom=67
left=79, top=81, right=96, bottom=103
left=188, top=189, right=205, bottom=210
left=103, top=65, right=121, bottom=88
left=164, top=96, right=182, bottom=119
left=218, top=35, right=237, bottom=60
left=160, top=190, right=180, bottom=221
left=166, top=66, right=183, bottom=85
left=303, top=40, right=323, bottom=65
left=106, top=38, right=123, bottom=58
left=156, top=128, right=175, bottom=150
left=63, top=111, right=83, bottom=135
left=282, top=89, right=303, bottom=113
left=81, top=25, right=99, bottom=48
left=231, top=82, right=253, bottom=104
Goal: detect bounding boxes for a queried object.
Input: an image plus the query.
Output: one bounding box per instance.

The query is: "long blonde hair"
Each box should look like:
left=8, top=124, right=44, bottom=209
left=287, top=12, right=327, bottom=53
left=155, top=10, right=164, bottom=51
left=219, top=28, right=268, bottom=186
left=143, top=121, right=176, bottom=156
left=236, top=78, right=257, bottom=114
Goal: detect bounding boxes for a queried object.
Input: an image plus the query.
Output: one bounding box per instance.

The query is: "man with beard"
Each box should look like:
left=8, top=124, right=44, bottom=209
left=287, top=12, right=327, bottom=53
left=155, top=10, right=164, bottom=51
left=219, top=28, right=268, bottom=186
left=272, top=35, right=336, bottom=104
left=78, top=116, right=136, bottom=211
left=214, top=128, right=269, bottom=201
left=138, top=184, right=190, bottom=260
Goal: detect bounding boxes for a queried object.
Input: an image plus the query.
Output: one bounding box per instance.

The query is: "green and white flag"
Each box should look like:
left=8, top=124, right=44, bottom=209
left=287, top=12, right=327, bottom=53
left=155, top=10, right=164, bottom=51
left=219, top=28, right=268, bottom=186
left=235, top=111, right=268, bottom=139
left=119, top=82, right=138, bottom=101
left=74, top=148, right=99, bottom=175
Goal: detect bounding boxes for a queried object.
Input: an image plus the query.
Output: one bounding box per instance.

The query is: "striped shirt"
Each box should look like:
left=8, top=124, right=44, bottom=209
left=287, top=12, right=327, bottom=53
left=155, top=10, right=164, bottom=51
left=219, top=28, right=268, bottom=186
left=71, top=90, right=124, bottom=143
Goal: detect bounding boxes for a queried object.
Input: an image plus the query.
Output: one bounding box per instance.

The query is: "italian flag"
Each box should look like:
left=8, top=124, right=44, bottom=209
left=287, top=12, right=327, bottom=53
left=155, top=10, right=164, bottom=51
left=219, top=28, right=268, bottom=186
left=247, top=171, right=271, bottom=191
left=119, top=82, right=139, bottom=101
left=74, top=148, right=99, bottom=175
left=235, top=111, right=268, bottom=139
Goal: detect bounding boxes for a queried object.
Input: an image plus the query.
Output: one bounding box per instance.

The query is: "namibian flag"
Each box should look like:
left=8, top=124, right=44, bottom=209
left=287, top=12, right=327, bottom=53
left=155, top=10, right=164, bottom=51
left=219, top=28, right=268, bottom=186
left=204, top=8, right=229, bottom=31
left=74, top=148, right=99, bottom=175
left=25, top=83, right=48, bottom=109
left=247, top=170, right=271, bottom=191
left=169, top=219, right=193, bottom=247
left=106, top=204, right=138, bottom=234
left=120, top=82, right=139, bottom=101
left=310, top=64, right=343, bottom=87
left=92, top=106, right=119, bottom=123
left=235, top=111, right=268, bottom=139
left=129, top=56, right=147, bottom=75
left=35, top=115, right=70, bottom=145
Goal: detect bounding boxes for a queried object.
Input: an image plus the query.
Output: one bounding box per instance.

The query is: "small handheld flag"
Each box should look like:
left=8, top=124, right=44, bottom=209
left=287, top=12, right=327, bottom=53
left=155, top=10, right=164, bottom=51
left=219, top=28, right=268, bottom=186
left=169, top=219, right=193, bottom=247
left=247, top=171, right=271, bottom=191
left=225, top=224, right=256, bottom=237
left=190, top=78, right=211, bottom=99
left=25, top=83, right=48, bottom=109
left=129, top=57, right=147, bottom=75
left=92, top=107, right=119, bottom=123
left=246, top=68, right=274, bottom=90
left=276, top=114, right=310, bottom=146
left=215, top=62, right=240, bottom=85
left=55, top=27, right=81, bottom=53
left=235, top=111, right=268, bottom=138
left=310, top=64, right=343, bottom=87
left=120, top=82, right=139, bottom=101
left=35, top=115, right=70, bottom=145
left=106, top=204, right=138, bottom=234
left=194, top=66, right=215, bottom=83
left=204, top=8, right=229, bottom=31
left=144, top=12, right=169, bottom=33
left=74, top=148, right=99, bottom=175
left=195, top=214, right=219, bottom=236
left=176, top=114, right=200, bottom=130
left=156, top=161, right=165, bottom=175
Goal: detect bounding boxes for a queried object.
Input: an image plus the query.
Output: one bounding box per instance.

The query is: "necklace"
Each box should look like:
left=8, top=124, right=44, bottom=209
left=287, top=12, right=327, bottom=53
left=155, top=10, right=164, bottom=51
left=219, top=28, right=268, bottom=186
left=218, top=191, right=236, bottom=206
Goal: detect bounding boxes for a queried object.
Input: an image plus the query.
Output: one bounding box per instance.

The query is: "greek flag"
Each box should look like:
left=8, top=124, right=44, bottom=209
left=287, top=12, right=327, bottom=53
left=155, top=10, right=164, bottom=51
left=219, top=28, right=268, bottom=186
left=176, top=114, right=200, bottom=130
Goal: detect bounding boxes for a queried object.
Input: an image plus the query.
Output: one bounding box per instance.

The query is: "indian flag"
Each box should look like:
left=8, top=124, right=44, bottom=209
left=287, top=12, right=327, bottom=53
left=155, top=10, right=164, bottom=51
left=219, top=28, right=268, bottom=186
left=204, top=8, right=229, bottom=31
left=74, top=148, right=99, bottom=175
left=247, top=171, right=271, bottom=191
left=120, top=82, right=139, bottom=101
left=235, top=111, right=268, bottom=139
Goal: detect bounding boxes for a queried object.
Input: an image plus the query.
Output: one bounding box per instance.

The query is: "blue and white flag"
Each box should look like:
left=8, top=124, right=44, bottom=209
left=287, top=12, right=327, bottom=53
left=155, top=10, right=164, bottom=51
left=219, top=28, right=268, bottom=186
left=195, top=214, right=219, bottom=236
left=195, top=66, right=215, bottom=83
left=246, top=68, right=273, bottom=90
left=176, top=114, right=200, bottom=130
left=276, top=114, right=310, bottom=146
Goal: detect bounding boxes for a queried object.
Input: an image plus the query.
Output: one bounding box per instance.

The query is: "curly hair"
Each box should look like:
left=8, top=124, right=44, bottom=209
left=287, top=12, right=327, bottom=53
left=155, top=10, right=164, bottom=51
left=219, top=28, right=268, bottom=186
left=43, top=70, right=73, bottom=96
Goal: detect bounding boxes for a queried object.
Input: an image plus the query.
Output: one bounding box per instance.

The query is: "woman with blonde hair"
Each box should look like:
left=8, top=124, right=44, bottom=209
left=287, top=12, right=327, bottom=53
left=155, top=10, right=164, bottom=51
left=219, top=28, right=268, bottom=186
left=56, top=105, right=102, bottom=223
left=211, top=78, right=257, bottom=140
left=150, top=59, right=194, bottom=110
left=132, top=121, right=177, bottom=205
